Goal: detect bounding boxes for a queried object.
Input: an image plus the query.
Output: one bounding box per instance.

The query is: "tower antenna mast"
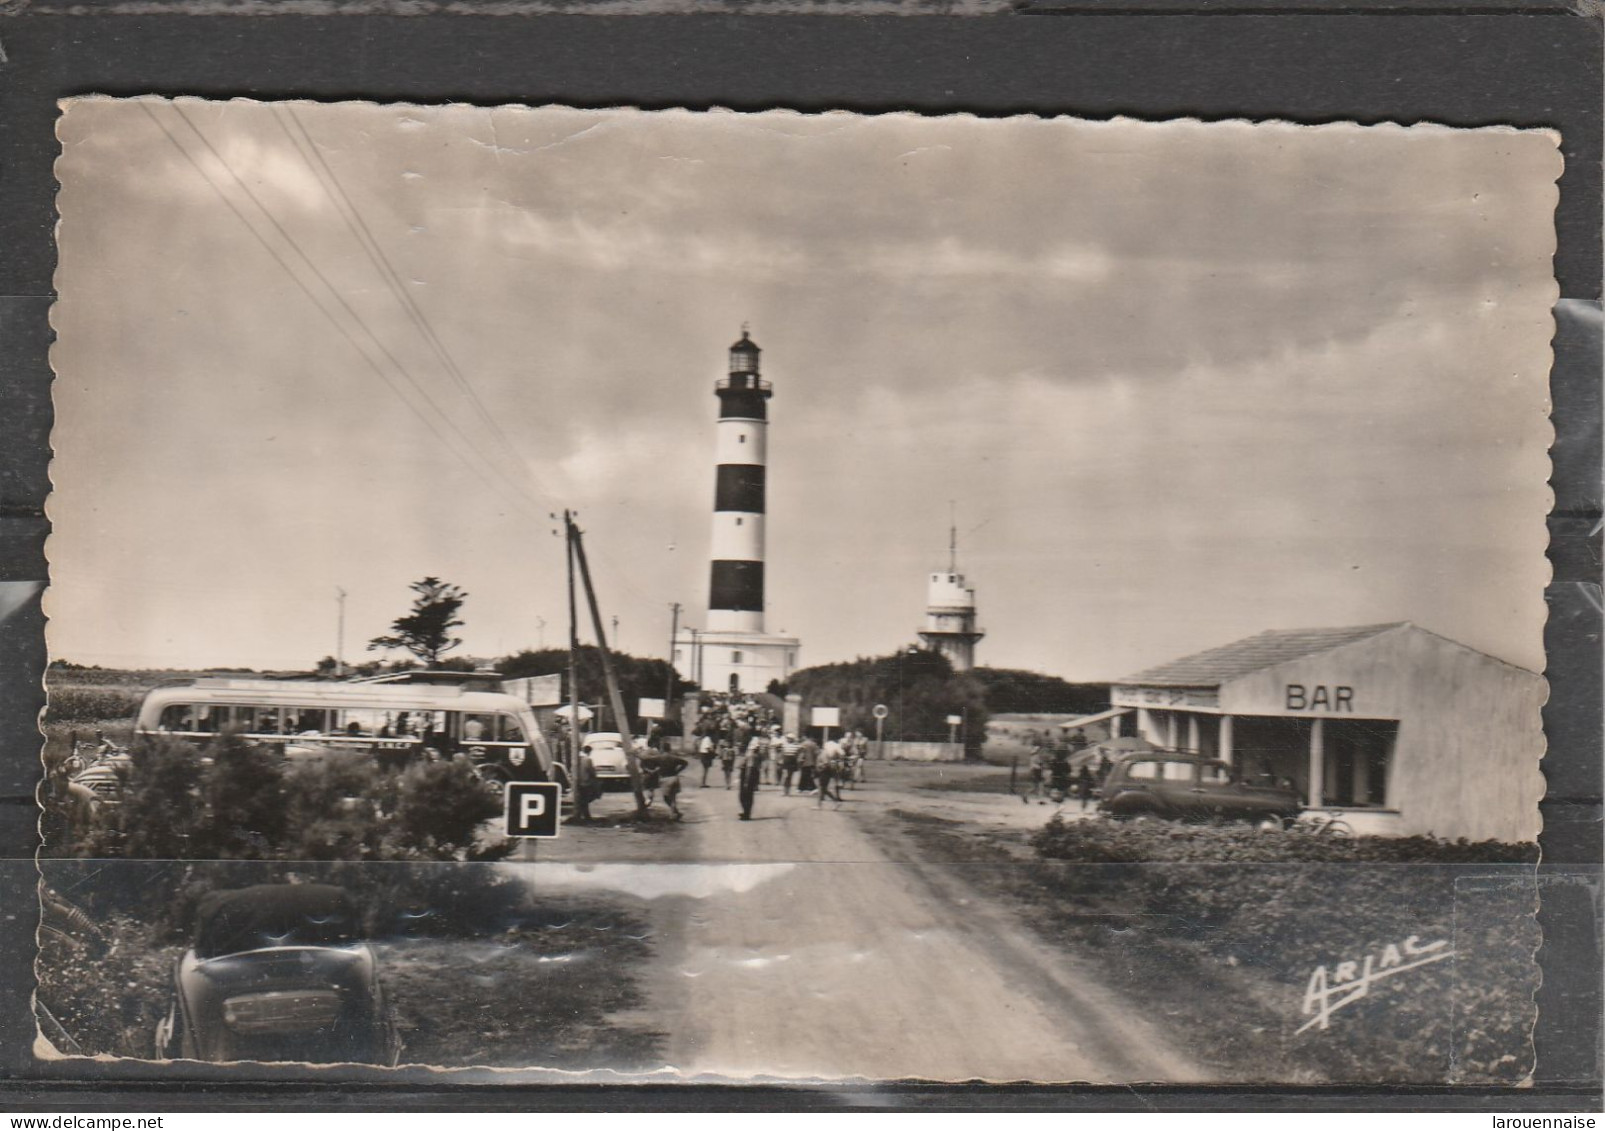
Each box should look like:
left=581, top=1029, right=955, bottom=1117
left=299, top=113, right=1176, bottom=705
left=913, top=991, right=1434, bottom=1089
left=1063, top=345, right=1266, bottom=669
left=948, top=501, right=957, bottom=573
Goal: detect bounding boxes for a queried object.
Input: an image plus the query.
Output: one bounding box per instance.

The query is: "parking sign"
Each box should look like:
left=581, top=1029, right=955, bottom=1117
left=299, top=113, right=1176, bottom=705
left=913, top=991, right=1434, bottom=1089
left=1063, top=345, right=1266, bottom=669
left=504, top=781, right=562, bottom=838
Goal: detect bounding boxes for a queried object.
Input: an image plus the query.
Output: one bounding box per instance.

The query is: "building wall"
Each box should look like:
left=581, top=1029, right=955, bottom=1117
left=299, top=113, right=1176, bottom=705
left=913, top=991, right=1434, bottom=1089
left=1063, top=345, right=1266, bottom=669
left=1220, top=626, right=1544, bottom=843
left=879, top=740, right=965, bottom=763
left=675, top=631, right=799, bottom=696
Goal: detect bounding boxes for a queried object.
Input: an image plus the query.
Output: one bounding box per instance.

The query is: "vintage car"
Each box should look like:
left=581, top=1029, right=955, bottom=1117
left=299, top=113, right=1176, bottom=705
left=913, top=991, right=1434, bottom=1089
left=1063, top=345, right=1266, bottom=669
left=67, top=746, right=132, bottom=806
left=1097, top=753, right=1303, bottom=828
left=155, top=884, right=401, bottom=1065
left=579, top=732, right=639, bottom=792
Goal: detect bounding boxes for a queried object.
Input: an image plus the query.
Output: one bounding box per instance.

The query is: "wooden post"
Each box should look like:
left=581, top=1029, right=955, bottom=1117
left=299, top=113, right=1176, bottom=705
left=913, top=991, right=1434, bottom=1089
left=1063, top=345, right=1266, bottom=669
left=665, top=602, right=680, bottom=716
left=568, top=513, right=649, bottom=817
left=565, top=523, right=588, bottom=820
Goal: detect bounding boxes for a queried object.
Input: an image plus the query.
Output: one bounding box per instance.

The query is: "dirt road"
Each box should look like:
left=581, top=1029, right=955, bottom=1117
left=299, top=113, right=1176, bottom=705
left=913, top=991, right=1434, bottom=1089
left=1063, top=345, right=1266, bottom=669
left=537, top=769, right=1204, bottom=1083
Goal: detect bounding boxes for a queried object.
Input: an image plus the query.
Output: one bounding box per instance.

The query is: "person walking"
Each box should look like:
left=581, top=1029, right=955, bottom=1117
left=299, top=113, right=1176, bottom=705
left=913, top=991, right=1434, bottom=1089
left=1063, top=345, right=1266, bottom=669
left=697, top=733, right=716, bottom=787
left=1076, top=763, right=1096, bottom=810
left=572, top=744, right=599, bottom=822
left=817, top=737, right=844, bottom=808
left=765, top=725, right=785, bottom=786
left=1048, top=746, right=1072, bottom=804
left=852, top=731, right=870, bottom=785
left=797, top=735, right=818, bottom=794
left=778, top=734, right=801, bottom=795
left=1027, top=744, right=1047, bottom=803
left=737, top=736, right=765, bottom=820
left=642, top=748, right=689, bottom=820
left=718, top=736, right=736, bottom=789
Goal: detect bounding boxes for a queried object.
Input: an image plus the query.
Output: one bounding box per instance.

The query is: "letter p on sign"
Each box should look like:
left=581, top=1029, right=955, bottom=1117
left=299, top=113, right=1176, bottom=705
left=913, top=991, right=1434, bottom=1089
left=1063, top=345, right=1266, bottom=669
left=505, top=782, right=562, bottom=838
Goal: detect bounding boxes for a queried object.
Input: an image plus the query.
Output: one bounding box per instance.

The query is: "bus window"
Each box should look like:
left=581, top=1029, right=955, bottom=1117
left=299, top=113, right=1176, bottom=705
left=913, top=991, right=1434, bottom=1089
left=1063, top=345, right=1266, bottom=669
left=158, top=704, right=195, bottom=732
left=336, top=708, right=390, bottom=737
left=290, top=708, right=330, bottom=735
left=497, top=715, right=526, bottom=743
left=461, top=714, right=496, bottom=742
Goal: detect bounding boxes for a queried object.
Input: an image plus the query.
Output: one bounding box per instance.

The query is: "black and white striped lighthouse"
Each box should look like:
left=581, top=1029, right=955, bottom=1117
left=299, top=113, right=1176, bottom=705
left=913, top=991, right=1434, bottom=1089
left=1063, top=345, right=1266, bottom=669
left=707, top=329, right=771, bottom=634
left=675, top=328, right=799, bottom=695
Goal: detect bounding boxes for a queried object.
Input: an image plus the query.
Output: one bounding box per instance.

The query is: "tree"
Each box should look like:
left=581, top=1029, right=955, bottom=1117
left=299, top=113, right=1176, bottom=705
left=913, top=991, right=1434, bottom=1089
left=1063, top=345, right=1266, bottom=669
left=498, top=646, right=694, bottom=732
left=783, top=647, right=989, bottom=749
left=367, top=577, right=468, bottom=666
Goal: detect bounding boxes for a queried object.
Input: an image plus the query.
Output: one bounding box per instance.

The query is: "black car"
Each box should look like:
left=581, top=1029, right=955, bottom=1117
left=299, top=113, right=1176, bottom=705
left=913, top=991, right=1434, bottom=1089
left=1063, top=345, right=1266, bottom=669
left=1097, top=754, right=1302, bottom=828
left=156, top=884, right=401, bottom=1065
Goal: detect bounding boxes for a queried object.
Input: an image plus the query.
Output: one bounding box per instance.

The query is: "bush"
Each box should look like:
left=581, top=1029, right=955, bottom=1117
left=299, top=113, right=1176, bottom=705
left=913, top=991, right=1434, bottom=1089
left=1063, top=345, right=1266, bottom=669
left=381, top=759, right=502, bottom=860
left=1031, top=816, right=1537, bottom=865
left=197, top=732, right=288, bottom=858
left=281, top=753, right=393, bottom=860
left=76, top=737, right=205, bottom=859
left=784, top=648, right=989, bottom=745
left=65, top=735, right=502, bottom=863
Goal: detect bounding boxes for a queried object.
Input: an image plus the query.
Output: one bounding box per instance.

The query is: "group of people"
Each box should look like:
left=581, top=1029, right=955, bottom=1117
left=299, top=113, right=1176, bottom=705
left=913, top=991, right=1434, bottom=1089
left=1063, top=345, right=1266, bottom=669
left=683, top=724, right=871, bottom=819
left=1026, top=740, right=1114, bottom=808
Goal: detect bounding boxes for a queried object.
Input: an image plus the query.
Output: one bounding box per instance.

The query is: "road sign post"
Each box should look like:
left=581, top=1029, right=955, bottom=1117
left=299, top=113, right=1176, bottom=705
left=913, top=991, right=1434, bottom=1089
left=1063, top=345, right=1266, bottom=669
left=811, top=706, right=840, bottom=746
left=873, top=703, right=888, bottom=759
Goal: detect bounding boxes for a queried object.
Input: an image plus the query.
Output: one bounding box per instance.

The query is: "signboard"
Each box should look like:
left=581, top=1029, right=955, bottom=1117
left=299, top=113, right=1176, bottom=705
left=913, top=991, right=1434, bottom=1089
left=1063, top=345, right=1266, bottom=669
left=872, top=704, right=889, bottom=720
left=500, top=673, right=563, bottom=707
left=945, top=714, right=962, bottom=726
left=638, top=697, right=666, bottom=720
left=504, top=782, right=562, bottom=838
left=810, top=706, right=841, bottom=728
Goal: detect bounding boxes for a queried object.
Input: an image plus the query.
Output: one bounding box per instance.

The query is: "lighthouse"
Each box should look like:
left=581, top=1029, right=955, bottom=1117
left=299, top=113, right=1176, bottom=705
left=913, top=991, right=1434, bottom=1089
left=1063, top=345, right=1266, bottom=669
left=918, top=522, right=984, bottom=672
left=674, top=329, right=799, bottom=695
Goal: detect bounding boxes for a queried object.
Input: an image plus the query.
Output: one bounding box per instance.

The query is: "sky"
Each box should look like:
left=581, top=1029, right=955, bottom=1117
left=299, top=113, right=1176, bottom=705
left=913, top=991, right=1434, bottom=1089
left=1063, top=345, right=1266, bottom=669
left=47, top=101, right=1559, bottom=680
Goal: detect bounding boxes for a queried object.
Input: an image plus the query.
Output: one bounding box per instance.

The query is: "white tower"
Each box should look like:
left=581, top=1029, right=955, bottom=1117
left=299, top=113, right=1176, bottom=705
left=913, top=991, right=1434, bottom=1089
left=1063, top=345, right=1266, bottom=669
left=918, top=521, right=984, bottom=672
left=674, top=329, right=799, bottom=695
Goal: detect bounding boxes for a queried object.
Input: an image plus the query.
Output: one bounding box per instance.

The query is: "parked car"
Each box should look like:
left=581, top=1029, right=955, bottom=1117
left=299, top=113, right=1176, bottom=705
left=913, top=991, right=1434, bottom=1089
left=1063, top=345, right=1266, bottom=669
left=68, top=749, right=131, bottom=805
left=1097, top=754, right=1302, bottom=828
left=155, top=884, right=401, bottom=1065
left=579, top=732, right=637, bottom=792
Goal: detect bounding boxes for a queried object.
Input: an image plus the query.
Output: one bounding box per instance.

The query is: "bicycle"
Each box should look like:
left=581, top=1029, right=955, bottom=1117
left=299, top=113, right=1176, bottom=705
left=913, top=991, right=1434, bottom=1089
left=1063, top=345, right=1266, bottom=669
left=1291, top=809, right=1354, bottom=837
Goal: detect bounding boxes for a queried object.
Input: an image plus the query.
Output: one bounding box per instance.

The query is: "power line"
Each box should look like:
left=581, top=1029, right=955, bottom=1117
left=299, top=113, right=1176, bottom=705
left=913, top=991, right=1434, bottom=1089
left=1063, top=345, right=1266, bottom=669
left=274, top=105, right=550, bottom=507
left=168, top=100, right=550, bottom=518
left=145, top=101, right=547, bottom=524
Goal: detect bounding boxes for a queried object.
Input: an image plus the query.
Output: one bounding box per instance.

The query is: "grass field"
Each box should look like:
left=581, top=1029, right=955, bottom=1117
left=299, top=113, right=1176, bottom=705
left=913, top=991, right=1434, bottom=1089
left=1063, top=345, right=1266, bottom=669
left=885, top=810, right=1537, bottom=1085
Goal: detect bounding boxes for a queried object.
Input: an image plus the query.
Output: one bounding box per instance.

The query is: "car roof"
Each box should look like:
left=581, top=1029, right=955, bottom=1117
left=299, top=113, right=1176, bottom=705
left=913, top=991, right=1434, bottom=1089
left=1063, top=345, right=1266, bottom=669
left=192, top=884, right=359, bottom=957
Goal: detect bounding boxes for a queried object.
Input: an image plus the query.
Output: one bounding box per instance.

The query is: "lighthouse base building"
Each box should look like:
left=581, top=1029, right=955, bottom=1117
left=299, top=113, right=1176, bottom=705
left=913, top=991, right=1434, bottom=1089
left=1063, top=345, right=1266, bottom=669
left=675, top=629, right=799, bottom=697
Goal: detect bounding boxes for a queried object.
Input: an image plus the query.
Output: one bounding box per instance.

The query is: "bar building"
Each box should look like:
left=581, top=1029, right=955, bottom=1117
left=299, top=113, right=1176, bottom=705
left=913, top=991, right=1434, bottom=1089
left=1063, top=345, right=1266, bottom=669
left=675, top=330, right=799, bottom=694
left=1107, top=622, right=1543, bottom=842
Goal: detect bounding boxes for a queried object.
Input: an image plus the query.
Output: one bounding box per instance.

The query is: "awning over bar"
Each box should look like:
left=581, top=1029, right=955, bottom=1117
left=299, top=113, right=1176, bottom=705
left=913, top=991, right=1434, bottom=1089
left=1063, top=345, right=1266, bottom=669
left=1057, top=707, right=1133, bottom=731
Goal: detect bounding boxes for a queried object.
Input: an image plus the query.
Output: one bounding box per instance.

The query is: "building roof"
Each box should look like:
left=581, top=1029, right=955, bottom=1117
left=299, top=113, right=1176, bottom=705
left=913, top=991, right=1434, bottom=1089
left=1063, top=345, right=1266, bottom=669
left=1119, top=623, right=1408, bottom=687
left=730, top=330, right=760, bottom=352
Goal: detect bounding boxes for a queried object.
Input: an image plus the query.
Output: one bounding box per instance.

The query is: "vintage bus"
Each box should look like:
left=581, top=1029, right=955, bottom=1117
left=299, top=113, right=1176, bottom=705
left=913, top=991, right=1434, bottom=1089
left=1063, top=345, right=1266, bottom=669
left=135, top=677, right=556, bottom=792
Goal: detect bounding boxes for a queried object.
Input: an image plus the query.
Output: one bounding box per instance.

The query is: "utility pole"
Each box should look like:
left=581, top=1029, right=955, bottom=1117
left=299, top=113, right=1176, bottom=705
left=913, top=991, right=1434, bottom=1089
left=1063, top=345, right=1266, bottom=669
left=565, top=518, right=583, bottom=787
left=568, top=513, right=649, bottom=817
left=334, top=587, right=347, bottom=678
left=665, top=602, right=681, bottom=707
